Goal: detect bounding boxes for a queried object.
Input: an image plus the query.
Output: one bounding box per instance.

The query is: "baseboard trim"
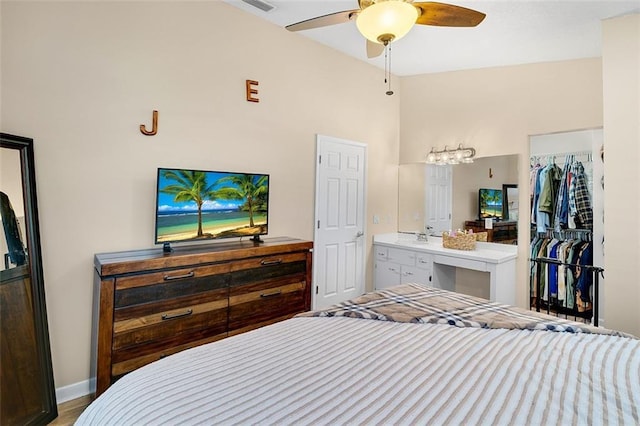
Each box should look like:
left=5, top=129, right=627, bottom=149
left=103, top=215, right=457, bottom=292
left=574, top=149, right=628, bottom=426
left=56, top=378, right=95, bottom=404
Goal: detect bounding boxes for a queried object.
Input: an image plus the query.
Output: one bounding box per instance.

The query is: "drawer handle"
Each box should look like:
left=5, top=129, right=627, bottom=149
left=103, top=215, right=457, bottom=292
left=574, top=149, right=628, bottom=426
left=161, top=309, right=193, bottom=321
left=260, top=259, right=283, bottom=266
left=260, top=290, right=282, bottom=298
left=163, top=271, right=195, bottom=281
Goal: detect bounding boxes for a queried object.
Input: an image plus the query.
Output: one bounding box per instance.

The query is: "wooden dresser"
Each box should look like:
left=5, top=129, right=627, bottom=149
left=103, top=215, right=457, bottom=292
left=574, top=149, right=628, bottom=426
left=464, top=220, right=518, bottom=244
left=92, top=237, right=313, bottom=396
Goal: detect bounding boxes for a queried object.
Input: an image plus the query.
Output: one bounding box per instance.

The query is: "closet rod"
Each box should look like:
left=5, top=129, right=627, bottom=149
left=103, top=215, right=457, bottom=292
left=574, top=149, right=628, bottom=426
left=538, top=227, right=593, bottom=235
left=530, top=150, right=592, bottom=158
left=532, top=256, right=603, bottom=273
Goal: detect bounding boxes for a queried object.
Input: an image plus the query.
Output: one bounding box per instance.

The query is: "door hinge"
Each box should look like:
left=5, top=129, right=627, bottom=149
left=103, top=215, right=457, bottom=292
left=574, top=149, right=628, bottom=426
left=317, top=220, right=320, bottom=229
left=318, top=155, right=321, bottom=164
left=315, top=286, right=319, bottom=295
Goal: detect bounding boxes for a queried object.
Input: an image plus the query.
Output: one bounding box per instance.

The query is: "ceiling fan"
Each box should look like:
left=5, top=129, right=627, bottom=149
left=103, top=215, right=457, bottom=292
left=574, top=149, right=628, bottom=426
left=286, top=0, right=486, bottom=59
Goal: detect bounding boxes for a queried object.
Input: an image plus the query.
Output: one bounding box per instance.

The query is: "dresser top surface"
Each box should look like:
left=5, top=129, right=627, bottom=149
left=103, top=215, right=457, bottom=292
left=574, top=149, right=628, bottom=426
left=95, top=237, right=312, bottom=276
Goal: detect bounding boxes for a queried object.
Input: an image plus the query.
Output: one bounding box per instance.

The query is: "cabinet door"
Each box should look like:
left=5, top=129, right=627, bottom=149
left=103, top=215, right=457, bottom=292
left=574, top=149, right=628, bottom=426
left=374, top=260, right=401, bottom=290
left=400, top=265, right=431, bottom=286
left=416, top=253, right=432, bottom=272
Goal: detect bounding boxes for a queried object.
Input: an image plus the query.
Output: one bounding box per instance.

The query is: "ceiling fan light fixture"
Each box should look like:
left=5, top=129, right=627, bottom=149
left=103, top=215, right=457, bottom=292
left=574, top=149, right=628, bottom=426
left=356, top=0, right=418, bottom=44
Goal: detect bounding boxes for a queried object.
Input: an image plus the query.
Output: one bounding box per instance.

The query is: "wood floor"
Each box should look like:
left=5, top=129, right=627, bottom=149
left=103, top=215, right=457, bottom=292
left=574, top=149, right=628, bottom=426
left=49, top=395, right=93, bottom=425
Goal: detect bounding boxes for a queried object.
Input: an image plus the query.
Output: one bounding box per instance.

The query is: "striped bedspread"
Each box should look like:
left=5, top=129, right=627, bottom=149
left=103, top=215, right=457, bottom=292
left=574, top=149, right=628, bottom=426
left=77, top=285, right=640, bottom=426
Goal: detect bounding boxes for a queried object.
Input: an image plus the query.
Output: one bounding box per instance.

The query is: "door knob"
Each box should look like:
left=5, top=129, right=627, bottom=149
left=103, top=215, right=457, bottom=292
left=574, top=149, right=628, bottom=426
left=355, top=231, right=364, bottom=238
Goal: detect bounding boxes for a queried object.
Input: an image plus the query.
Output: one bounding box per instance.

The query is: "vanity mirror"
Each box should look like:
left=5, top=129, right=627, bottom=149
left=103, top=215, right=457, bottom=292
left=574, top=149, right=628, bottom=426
left=398, top=154, right=519, bottom=244
left=1, top=133, right=57, bottom=424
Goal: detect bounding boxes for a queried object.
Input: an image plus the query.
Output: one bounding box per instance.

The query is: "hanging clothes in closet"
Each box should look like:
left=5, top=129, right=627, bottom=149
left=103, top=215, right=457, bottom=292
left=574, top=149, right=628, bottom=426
left=530, top=157, right=562, bottom=232
left=568, top=161, right=593, bottom=230
left=530, top=154, right=593, bottom=232
left=530, top=152, right=595, bottom=319
left=530, top=232, right=593, bottom=312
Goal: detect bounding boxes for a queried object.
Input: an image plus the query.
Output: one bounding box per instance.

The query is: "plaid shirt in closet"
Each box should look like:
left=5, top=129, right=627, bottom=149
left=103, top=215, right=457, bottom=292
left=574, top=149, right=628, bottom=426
left=568, top=162, right=593, bottom=229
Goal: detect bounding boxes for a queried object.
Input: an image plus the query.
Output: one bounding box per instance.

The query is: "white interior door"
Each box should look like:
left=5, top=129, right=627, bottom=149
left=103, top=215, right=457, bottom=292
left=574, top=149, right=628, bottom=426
left=425, top=164, right=452, bottom=234
left=313, top=135, right=366, bottom=310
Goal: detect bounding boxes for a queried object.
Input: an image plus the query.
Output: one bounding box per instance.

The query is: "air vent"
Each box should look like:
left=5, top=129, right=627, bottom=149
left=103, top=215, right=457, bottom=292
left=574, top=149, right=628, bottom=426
left=241, top=0, right=275, bottom=12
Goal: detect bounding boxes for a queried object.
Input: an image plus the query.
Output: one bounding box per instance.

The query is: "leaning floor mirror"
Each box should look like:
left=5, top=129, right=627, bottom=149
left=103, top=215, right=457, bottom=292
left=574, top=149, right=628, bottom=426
left=1, top=133, right=57, bottom=424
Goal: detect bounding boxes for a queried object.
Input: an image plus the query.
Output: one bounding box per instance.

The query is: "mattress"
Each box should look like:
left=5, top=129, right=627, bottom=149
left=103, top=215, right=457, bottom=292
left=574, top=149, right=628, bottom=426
left=77, top=285, right=640, bottom=425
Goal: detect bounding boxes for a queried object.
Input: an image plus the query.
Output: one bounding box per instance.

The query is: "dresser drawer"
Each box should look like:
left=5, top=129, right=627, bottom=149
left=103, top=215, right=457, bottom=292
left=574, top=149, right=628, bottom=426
left=112, top=290, right=228, bottom=347
left=229, top=252, right=308, bottom=281
left=111, top=331, right=226, bottom=377
left=228, top=277, right=307, bottom=333
left=114, top=263, right=229, bottom=308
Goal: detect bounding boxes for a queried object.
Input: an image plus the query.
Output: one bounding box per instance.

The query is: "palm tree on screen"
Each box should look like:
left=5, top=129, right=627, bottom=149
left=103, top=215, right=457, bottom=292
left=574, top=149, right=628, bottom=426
left=160, top=170, right=216, bottom=237
left=480, top=190, right=489, bottom=216
left=214, top=174, right=268, bottom=227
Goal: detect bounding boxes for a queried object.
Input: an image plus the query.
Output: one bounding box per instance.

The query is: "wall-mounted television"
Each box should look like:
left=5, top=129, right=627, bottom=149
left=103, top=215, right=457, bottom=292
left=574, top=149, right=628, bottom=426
left=478, top=188, right=503, bottom=220
left=155, top=168, right=269, bottom=249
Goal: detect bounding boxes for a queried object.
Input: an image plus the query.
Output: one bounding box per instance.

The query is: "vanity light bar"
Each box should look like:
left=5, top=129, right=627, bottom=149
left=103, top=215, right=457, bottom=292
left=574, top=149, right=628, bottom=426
left=426, top=144, right=476, bottom=165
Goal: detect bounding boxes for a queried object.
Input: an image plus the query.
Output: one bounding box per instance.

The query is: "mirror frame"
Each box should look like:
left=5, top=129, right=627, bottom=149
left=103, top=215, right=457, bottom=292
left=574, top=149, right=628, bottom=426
left=1, top=133, right=57, bottom=424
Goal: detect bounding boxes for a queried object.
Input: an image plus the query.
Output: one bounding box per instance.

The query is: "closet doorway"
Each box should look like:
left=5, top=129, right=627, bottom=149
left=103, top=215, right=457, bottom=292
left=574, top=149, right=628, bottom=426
left=529, top=128, right=604, bottom=325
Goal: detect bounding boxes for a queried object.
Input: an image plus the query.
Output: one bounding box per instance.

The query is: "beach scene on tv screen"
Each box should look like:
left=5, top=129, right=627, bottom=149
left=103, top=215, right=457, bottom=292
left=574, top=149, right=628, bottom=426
left=479, top=189, right=503, bottom=219
left=156, top=169, right=268, bottom=243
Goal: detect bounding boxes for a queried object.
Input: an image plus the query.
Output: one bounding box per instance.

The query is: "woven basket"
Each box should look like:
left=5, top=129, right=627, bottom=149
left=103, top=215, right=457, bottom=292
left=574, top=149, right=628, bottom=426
left=473, top=232, right=488, bottom=242
left=442, top=232, right=476, bottom=250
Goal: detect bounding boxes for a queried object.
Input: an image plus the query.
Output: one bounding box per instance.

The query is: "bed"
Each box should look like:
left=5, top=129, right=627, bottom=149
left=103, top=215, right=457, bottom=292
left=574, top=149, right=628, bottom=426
left=77, top=284, right=639, bottom=425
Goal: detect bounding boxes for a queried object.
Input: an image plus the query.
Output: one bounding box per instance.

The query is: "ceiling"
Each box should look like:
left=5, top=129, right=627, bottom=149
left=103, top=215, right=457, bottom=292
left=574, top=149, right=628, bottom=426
left=222, top=0, right=639, bottom=76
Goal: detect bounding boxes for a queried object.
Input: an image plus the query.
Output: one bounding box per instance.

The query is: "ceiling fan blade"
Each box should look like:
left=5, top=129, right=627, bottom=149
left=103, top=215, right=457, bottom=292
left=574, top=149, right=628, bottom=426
left=285, top=10, right=358, bottom=32
left=413, top=2, right=486, bottom=27
left=366, top=40, right=384, bottom=58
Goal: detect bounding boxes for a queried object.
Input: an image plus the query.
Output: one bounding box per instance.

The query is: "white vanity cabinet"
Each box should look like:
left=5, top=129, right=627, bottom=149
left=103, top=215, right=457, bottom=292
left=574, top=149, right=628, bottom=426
left=374, top=245, right=433, bottom=290
left=373, top=234, right=518, bottom=305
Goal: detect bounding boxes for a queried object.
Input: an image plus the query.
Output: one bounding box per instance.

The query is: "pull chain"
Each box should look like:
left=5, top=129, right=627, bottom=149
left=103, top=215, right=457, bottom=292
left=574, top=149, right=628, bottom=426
left=384, top=43, right=393, bottom=96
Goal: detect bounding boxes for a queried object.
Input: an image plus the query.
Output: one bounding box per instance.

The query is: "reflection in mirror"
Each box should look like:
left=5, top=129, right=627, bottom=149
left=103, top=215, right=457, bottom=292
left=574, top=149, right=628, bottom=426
left=1, top=133, right=57, bottom=424
left=398, top=155, right=519, bottom=244
left=1, top=148, right=28, bottom=270
left=502, top=184, right=519, bottom=221
left=398, top=163, right=427, bottom=233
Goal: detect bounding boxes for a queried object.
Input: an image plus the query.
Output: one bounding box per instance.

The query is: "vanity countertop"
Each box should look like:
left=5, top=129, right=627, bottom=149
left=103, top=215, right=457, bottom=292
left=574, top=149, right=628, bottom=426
left=373, top=233, right=517, bottom=264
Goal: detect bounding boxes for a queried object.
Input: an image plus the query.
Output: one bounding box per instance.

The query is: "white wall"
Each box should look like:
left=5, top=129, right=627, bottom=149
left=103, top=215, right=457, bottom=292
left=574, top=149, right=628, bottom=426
left=1, top=1, right=400, bottom=392
left=602, top=14, right=640, bottom=337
